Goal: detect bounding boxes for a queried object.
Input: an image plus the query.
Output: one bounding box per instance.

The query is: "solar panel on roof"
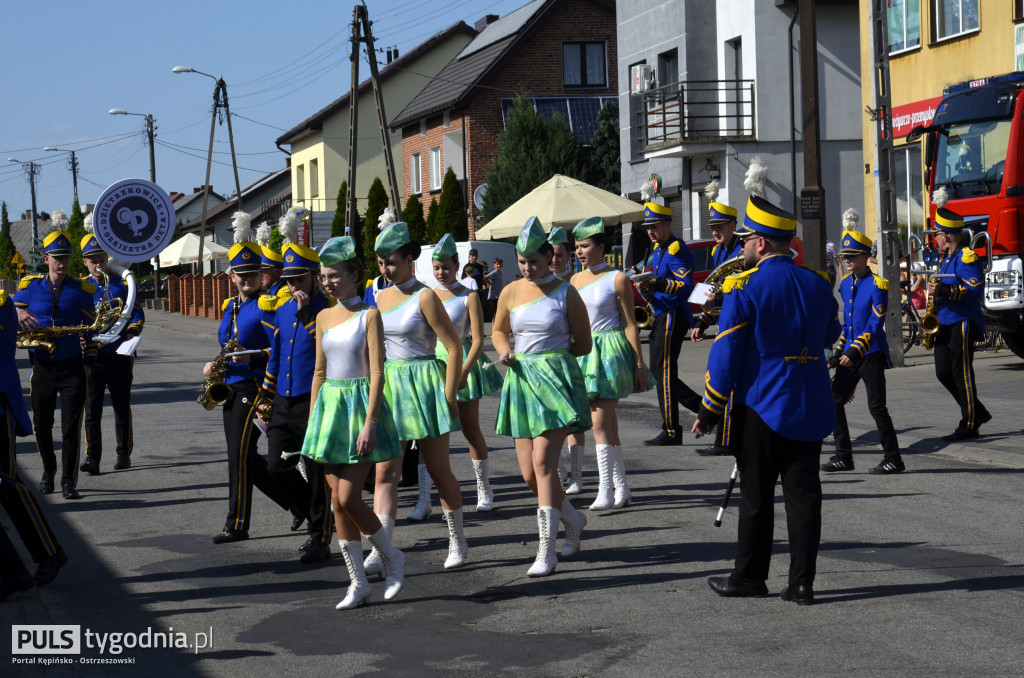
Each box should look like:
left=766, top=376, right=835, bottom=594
left=499, top=96, right=616, bottom=145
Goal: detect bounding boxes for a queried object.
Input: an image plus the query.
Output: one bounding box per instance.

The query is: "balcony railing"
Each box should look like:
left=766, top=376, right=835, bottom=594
left=641, top=79, right=755, bottom=149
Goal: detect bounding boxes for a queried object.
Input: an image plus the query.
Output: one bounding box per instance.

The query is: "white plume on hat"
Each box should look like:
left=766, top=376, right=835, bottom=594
left=841, top=208, right=860, bottom=232
left=84, top=212, right=94, bottom=234
left=232, top=211, right=253, bottom=244
left=704, top=179, right=720, bottom=202
left=377, top=207, right=397, bottom=233
left=743, top=156, right=767, bottom=197
left=640, top=179, right=656, bottom=203
left=932, top=185, right=950, bottom=208
left=254, top=221, right=272, bottom=247
left=278, top=211, right=298, bottom=245
left=50, top=209, right=68, bottom=230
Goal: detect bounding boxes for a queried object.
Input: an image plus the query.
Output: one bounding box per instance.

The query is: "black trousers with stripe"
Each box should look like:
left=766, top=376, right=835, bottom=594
left=221, top=384, right=292, bottom=532
left=832, top=353, right=901, bottom=461
left=266, top=393, right=331, bottom=546
left=30, top=355, right=86, bottom=488
left=649, top=309, right=701, bottom=437
left=934, top=321, right=989, bottom=431
left=84, top=352, right=134, bottom=462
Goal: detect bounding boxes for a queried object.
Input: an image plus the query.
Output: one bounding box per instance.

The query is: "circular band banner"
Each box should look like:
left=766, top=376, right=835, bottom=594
left=93, top=179, right=176, bottom=263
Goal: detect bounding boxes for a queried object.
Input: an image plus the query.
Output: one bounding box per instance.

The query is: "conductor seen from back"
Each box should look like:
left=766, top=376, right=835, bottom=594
left=693, top=195, right=840, bottom=607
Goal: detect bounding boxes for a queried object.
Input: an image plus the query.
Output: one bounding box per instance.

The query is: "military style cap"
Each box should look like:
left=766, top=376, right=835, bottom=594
left=840, top=230, right=872, bottom=256
left=228, top=242, right=262, bottom=273
left=709, top=201, right=738, bottom=224
left=432, top=233, right=458, bottom=261
left=374, top=222, right=410, bottom=257
left=319, top=236, right=357, bottom=267
left=548, top=226, right=569, bottom=247
left=281, top=243, right=320, bottom=278
left=43, top=231, right=73, bottom=256
left=80, top=234, right=105, bottom=257
left=933, top=207, right=965, bottom=233
left=736, top=196, right=797, bottom=239
left=572, top=216, right=605, bottom=241
left=643, top=202, right=672, bottom=225
left=261, top=246, right=283, bottom=269
left=517, top=216, right=547, bottom=257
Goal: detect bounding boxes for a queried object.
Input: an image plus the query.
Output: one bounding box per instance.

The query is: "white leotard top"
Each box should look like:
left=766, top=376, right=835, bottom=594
left=322, top=310, right=370, bottom=380
left=510, top=282, right=571, bottom=353
left=441, top=286, right=471, bottom=339
left=576, top=271, right=623, bottom=332
left=381, top=288, right=437, bottom=359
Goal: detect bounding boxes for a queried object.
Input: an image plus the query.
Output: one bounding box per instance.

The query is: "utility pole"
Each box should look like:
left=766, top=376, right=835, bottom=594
left=345, top=5, right=361, bottom=237
left=360, top=6, right=401, bottom=209
left=68, top=151, right=79, bottom=203
left=145, top=114, right=156, bottom=183
left=868, top=0, right=905, bottom=366
left=8, top=159, right=41, bottom=270
left=798, top=0, right=825, bottom=272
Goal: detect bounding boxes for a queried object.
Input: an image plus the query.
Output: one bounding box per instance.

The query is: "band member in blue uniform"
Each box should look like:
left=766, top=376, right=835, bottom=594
left=79, top=231, right=144, bottom=474
left=260, top=243, right=335, bottom=563
left=640, top=202, right=700, bottom=446
left=694, top=196, right=841, bottom=606
left=822, top=228, right=904, bottom=475
left=926, top=207, right=991, bottom=441
left=206, top=239, right=294, bottom=544
left=14, top=230, right=97, bottom=499
left=690, top=194, right=741, bottom=457
left=0, top=288, right=67, bottom=599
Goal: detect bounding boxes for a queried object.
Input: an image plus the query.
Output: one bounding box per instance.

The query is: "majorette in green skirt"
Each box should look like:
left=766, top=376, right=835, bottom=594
left=301, top=377, right=402, bottom=464
left=384, top=357, right=461, bottom=441
left=577, top=328, right=656, bottom=400
left=436, top=336, right=504, bottom=402
left=496, top=349, right=592, bottom=439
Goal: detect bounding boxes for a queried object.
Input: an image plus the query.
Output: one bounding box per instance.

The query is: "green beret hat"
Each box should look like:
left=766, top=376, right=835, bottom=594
left=319, top=236, right=358, bottom=267
left=517, top=216, right=547, bottom=257
left=572, top=216, right=604, bottom=242
left=432, top=233, right=458, bottom=261
left=374, top=222, right=411, bottom=257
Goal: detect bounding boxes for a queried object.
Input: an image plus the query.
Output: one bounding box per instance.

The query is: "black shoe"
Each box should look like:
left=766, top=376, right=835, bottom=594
left=780, top=584, right=815, bottom=606
left=35, top=547, right=68, bottom=587
left=820, top=456, right=854, bottom=472
left=644, top=430, right=683, bottom=447
left=299, top=542, right=331, bottom=563
left=38, top=472, right=54, bottom=495
left=1, top=571, right=34, bottom=601
left=942, top=426, right=979, bottom=442
left=697, top=445, right=729, bottom=457
left=869, top=459, right=906, bottom=475
left=80, top=457, right=100, bottom=475
left=974, top=410, right=993, bottom=431
left=211, top=528, right=249, bottom=544
left=707, top=576, right=768, bottom=598
left=298, top=537, right=313, bottom=552
left=113, top=454, right=131, bottom=470
left=61, top=484, right=81, bottom=500
left=290, top=509, right=306, bottom=532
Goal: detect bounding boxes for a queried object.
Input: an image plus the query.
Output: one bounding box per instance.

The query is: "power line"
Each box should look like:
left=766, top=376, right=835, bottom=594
left=154, top=139, right=278, bottom=174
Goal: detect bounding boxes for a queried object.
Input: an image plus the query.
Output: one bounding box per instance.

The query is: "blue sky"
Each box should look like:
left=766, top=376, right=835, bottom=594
left=0, top=0, right=528, bottom=220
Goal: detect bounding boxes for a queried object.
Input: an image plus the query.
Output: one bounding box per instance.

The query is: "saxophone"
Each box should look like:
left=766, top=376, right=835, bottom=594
left=920, top=285, right=940, bottom=350
left=198, top=298, right=238, bottom=410
left=17, top=271, right=123, bottom=353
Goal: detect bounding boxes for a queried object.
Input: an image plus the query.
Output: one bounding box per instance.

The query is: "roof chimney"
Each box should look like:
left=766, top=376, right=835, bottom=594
left=387, top=47, right=393, bottom=64
left=475, top=14, right=499, bottom=32
left=193, top=185, right=212, bottom=194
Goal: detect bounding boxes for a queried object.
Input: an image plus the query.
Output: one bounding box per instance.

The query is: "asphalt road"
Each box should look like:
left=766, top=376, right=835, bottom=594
left=4, top=312, right=1023, bottom=677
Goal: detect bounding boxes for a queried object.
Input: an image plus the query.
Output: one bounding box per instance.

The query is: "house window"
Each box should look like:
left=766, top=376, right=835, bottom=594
left=410, top=152, right=422, bottom=194
left=563, top=42, right=607, bottom=86
left=933, top=0, right=978, bottom=41
left=429, top=147, right=442, bottom=191
left=895, top=145, right=924, bottom=247
left=888, top=1, right=921, bottom=52
left=309, top=159, right=319, bottom=199
left=658, top=49, right=678, bottom=88
left=1015, top=0, right=1024, bottom=21
left=296, top=164, right=305, bottom=201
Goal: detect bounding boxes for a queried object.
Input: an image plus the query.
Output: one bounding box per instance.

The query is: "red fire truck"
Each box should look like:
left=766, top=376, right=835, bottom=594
left=909, top=72, right=1024, bottom=358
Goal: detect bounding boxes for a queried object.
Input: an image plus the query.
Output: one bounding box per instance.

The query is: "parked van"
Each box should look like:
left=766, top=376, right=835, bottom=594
left=413, top=240, right=521, bottom=290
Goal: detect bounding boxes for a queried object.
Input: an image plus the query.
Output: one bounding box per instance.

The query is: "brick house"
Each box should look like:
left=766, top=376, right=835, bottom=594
left=390, top=0, right=617, bottom=239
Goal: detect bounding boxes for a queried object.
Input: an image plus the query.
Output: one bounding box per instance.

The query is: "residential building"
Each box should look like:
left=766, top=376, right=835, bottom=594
left=391, top=0, right=618, bottom=238
left=619, top=0, right=862, bottom=263
left=172, top=186, right=226, bottom=228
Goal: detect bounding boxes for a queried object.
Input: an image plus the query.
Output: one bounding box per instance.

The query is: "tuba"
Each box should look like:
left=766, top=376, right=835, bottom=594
left=700, top=254, right=746, bottom=324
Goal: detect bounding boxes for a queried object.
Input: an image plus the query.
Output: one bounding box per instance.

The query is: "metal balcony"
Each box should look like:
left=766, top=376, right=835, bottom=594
left=639, top=79, right=755, bottom=150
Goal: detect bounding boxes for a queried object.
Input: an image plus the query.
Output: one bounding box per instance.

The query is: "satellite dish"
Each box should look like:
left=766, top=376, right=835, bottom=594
left=473, top=183, right=488, bottom=210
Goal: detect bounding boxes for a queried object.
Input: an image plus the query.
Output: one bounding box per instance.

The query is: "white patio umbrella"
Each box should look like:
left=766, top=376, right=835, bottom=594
left=158, top=233, right=229, bottom=267
left=474, top=174, right=646, bottom=240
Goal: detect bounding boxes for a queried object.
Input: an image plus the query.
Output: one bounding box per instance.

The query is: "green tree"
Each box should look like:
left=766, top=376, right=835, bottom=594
left=585, top=100, right=621, bottom=195
left=435, top=168, right=467, bottom=242
left=361, top=178, right=389, bottom=271
left=0, top=202, right=16, bottom=278
left=67, top=201, right=87, bottom=278
left=330, top=180, right=349, bottom=238
left=268, top=225, right=284, bottom=253
left=482, top=95, right=583, bottom=222
left=402, top=193, right=427, bottom=243
left=425, top=197, right=441, bottom=244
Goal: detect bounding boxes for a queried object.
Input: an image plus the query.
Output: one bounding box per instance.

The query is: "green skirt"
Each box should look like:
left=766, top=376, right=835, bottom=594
left=577, top=329, right=656, bottom=400
left=437, top=337, right=504, bottom=402
left=384, top=357, right=460, bottom=441
left=496, top=349, right=592, bottom=439
left=301, top=377, right=402, bottom=465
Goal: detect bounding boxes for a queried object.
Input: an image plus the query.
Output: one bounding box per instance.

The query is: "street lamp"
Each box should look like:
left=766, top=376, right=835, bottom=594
left=42, top=146, right=80, bottom=203
left=172, top=65, right=243, bottom=276
left=108, top=109, right=156, bottom=183
left=8, top=158, right=41, bottom=265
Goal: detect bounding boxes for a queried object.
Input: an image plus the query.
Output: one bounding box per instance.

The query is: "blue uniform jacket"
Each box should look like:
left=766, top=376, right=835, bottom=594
left=13, top=275, right=97, bottom=363
left=837, top=270, right=891, bottom=366
left=263, top=291, right=332, bottom=398
left=218, top=296, right=274, bottom=386
left=936, top=246, right=985, bottom=332
left=711, top=236, right=743, bottom=269
left=650, top=236, right=695, bottom=323
left=699, top=254, right=841, bottom=441
left=0, top=291, right=32, bottom=436
left=88, top=274, right=145, bottom=355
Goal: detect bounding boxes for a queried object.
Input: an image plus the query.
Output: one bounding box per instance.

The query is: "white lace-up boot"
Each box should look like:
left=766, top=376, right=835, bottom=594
left=443, top=507, right=469, bottom=569
left=559, top=496, right=587, bottom=557
left=611, top=445, right=632, bottom=509
left=367, top=527, right=405, bottom=600
left=527, top=506, right=559, bottom=577
left=589, top=444, right=615, bottom=510
left=363, top=513, right=393, bottom=578
left=565, top=445, right=584, bottom=495
left=408, top=464, right=434, bottom=521
left=473, top=458, right=494, bottom=512
left=336, top=539, right=371, bottom=610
